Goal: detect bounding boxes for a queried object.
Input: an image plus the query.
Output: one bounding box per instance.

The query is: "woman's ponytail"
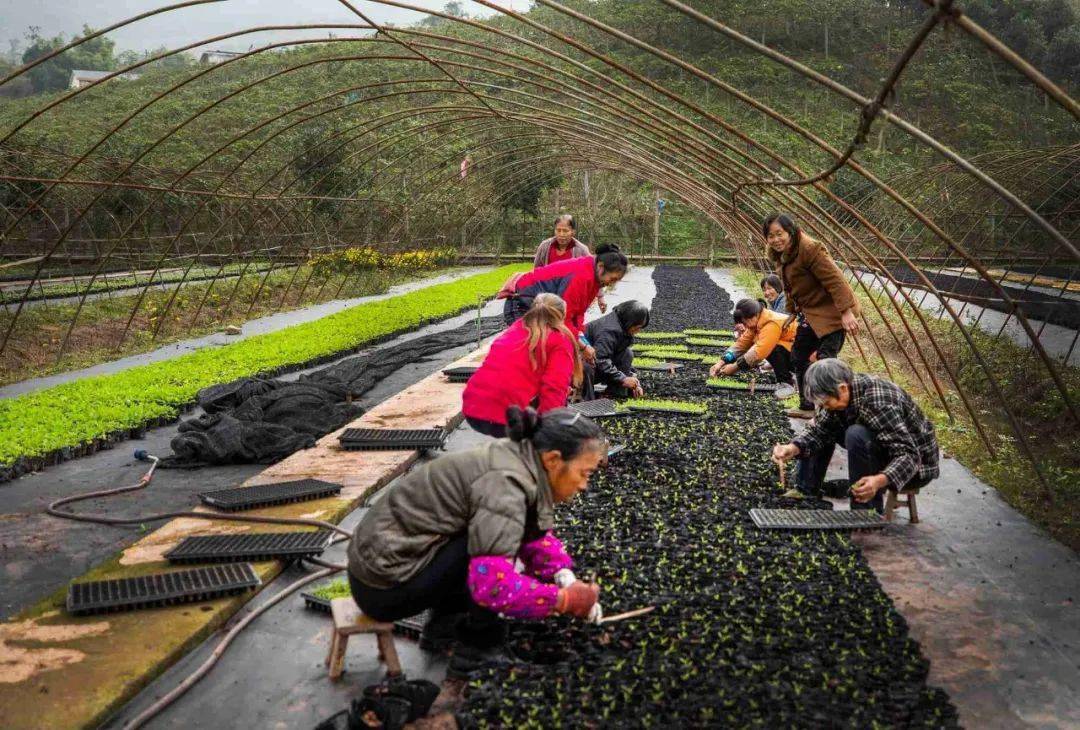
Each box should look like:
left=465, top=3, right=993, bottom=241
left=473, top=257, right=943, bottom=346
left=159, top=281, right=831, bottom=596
left=732, top=298, right=766, bottom=324
left=506, top=406, right=604, bottom=459
left=594, top=243, right=628, bottom=275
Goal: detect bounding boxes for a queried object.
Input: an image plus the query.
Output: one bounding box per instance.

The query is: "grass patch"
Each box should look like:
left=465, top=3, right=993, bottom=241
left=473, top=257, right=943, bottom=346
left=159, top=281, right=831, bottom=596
left=0, top=265, right=525, bottom=469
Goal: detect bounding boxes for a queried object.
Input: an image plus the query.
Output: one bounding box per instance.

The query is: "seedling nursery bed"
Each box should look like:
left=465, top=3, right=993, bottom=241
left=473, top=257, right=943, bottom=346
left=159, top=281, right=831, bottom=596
left=461, top=266, right=957, bottom=727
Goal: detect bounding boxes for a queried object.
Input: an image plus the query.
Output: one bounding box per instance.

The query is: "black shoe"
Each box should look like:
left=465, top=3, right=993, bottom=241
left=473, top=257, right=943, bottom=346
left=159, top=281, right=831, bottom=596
left=446, top=643, right=515, bottom=680
left=419, top=612, right=462, bottom=653
left=347, top=696, right=412, bottom=730
left=387, top=679, right=440, bottom=722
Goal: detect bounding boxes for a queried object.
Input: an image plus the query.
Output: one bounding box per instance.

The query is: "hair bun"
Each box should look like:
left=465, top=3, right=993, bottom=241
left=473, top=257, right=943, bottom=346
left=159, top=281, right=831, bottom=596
left=505, top=406, right=541, bottom=442
left=594, top=243, right=621, bottom=255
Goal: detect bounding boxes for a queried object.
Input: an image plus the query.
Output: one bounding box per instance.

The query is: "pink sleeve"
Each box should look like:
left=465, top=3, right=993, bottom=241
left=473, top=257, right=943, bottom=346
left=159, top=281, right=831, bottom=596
left=537, top=335, right=574, bottom=413
left=518, top=531, right=573, bottom=580
left=468, top=556, right=559, bottom=620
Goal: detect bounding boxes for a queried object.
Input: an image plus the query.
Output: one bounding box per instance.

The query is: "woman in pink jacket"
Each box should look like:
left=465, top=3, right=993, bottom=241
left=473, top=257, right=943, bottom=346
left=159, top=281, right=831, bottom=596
left=463, top=293, right=580, bottom=437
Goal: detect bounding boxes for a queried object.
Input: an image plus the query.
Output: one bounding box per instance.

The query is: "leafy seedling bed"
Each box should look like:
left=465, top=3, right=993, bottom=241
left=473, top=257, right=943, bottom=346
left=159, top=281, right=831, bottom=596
left=462, top=265, right=956, bottom=728
left=301, top=576, right=352, bottom=613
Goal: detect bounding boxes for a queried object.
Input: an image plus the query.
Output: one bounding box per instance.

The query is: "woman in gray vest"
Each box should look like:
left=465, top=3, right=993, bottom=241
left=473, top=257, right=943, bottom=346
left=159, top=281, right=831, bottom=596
left=347, top=405, right=605, bottom=676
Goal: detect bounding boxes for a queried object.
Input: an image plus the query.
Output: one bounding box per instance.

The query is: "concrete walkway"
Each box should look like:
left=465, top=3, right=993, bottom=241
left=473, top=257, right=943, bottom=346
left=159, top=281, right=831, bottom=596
left=0, top=267, right=489, bottom=399
left=797, top=421, right=1080, bottom=728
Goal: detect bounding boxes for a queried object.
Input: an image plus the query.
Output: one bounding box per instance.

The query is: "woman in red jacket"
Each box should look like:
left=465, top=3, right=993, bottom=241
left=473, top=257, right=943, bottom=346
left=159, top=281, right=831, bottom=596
left=463, top=293, right=581, bottom=437
left=503, top=243, right=628, bottom=341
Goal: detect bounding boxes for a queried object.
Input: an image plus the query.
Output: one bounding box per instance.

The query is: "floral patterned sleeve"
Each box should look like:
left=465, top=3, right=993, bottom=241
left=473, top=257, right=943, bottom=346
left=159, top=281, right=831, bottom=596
left=467, top=556, right=559, bottom=620
left=518, top=531, right=573, bottom=581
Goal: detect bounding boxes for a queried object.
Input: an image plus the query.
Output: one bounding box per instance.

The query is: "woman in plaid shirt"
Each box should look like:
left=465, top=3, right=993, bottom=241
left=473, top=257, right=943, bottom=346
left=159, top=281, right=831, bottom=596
left=771, top=359, right=939, bottom=512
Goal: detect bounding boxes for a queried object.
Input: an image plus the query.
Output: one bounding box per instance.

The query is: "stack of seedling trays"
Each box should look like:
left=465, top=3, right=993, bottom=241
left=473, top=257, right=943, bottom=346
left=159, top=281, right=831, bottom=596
left=442, top=366, right=479, bottom=383
left=568, top=398, right=628, bottom=419
left=749, top=508, right=887, bottom=531
left=67, top=563, right=261, bottom=616
left=198, top=478, right=343, bottom=511
left=165, top=530, right=333, bottom=564
left=338, top=427, right=447, bottom=451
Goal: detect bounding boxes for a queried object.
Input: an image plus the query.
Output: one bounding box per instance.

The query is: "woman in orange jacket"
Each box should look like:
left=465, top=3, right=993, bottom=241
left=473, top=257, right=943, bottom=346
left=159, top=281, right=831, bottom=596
left=709, top=298, right=798, bottom=400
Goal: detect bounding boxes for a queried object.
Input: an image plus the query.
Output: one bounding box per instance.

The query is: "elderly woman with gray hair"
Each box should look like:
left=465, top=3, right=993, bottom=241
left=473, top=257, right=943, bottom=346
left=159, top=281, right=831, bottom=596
left=771, top=359, right=940, bottom=511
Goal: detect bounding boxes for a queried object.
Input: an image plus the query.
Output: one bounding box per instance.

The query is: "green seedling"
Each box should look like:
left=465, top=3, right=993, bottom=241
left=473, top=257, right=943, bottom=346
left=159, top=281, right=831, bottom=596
left=634, top=332, right=686, bottom=340
left=683, top=328, right=734, bottom=337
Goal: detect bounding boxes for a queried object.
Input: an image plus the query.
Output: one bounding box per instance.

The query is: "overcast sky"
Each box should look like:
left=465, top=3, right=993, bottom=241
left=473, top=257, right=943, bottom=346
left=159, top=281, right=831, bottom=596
left=0, top=0, right=519, bottom=55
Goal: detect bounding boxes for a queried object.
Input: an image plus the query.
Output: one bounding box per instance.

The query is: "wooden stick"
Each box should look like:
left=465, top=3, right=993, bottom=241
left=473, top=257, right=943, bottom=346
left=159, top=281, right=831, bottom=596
left=599, top=605, right=656, bottom=624
left=777, top=459, right=787, bottom=489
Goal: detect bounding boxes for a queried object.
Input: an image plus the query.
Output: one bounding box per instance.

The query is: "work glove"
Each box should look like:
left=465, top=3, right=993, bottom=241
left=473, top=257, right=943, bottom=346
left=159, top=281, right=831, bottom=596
left=553, top=568, right=577, bottom=589
left=587, top=602, right=604, bottom=624
left=722, top=350, right=736, bottom=364
left=555, top=582, right=600, bottom=619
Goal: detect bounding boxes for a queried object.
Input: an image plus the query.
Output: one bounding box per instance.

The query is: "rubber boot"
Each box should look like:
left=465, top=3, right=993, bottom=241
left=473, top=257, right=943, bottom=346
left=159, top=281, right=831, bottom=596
left=419, top=612, right=462, bottom=654
left=446, top=614, right=511, bottom=679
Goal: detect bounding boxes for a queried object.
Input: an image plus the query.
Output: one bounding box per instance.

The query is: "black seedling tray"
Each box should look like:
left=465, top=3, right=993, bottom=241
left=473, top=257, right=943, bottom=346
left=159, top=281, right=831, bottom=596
left=67, top=563, right=261, bottom=616
left=302, top=591, right=332, bottom=613
left=635, top=362, right=683, bottom=372
left=165, top=530, right=332, bottom=564
left=749, top=508, right=887, bottom=531
left=198, top=479, right=342, bottom=512
left=443, top=366, right=479, bottom=383
left=626, top=403, right=707, bottom=417
left=338, top=427, right=446, bottom=451
left=394, top=610, right=431, bottom=640
left=568, top=399, right=628, bottom=419
left=707, top=381, right=778, bottom=393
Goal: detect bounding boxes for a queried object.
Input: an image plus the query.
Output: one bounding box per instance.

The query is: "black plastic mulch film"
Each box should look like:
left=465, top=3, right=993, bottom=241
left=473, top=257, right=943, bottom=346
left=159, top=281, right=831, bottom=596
left=165, top=530, right=332, bottom=564
left=198, top=479, right=342, bottom=511
left=749, top=508, right=887, bottom=531
left=67, top=563, right=261, bottom=615
left=338, top=427, right=446, bottom=451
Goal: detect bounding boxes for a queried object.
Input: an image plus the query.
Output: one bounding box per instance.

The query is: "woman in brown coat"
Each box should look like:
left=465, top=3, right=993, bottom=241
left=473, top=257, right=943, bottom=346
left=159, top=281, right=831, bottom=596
left=764, top=213, right=860, bottom=418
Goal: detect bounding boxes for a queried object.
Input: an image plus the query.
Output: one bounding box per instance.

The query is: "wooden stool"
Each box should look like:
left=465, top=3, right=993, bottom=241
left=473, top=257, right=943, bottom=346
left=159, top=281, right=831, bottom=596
left=884, top=487, right=920, bottom=524
left=326, top=597, right=402, bottom=681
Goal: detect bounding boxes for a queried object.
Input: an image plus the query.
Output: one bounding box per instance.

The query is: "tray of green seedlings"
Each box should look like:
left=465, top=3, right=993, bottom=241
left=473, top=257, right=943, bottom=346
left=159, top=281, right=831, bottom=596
left=301, top=576, right=351, bottom=613
left=685, top=337, right=734, bottom=348
left=706, top=376, right=778, bottom=393
left=623, top=398, right=709, bottom=416
left=634, top=331, right=687, bottom=341
left=683, top=328, right=734, bottom=338
left=635, top=342, right=689, bottom=353
left=634, top=357, right=683, bottom=372
left=639, top=350, right=710, bottom=363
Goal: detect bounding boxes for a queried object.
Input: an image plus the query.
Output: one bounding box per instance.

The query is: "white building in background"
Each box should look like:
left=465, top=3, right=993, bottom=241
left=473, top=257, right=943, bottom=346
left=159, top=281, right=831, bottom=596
left=199, top=50, right=243, bottom=64
left=68, top=69, right=141, bottom=89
